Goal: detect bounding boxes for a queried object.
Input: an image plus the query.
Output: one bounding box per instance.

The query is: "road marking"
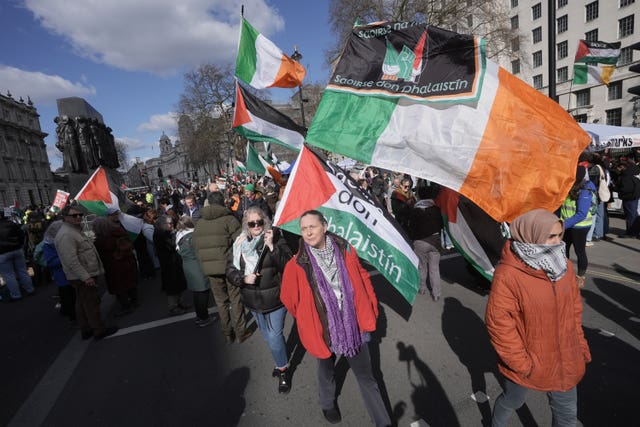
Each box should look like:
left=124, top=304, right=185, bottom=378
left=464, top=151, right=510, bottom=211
left=586, top=268, right=640, bottom=285
left=106, top=307, right=219, bottom=339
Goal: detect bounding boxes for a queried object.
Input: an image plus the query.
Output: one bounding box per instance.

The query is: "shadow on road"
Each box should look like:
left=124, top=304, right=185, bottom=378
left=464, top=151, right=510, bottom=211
left=581, top=286, right=639, bottom=340
left=578, top=326, right=640, bottom=426
left=594, top=274, right=640, bottom=315
left=394, top=341, right=460, bottom=427
left=217, top=367, right=250, bottom=427
left=610, top=262, right=640, bottom=284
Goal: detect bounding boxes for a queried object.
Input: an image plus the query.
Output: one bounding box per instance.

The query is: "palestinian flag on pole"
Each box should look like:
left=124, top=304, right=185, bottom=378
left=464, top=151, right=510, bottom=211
left=74, top=167, right=142, bottom=239
left=435, top=187, right=506, bottom=280
left=306, top=22, right=590, bottom=223
left=235, top=17, right=306, bottom=89
left=233, top=82, right=306, bottom=151
left=235, top=160, right=247, bottom=173
left=274, top=146, right=420, bottom=304
left=573, top=40, right=621, bottom=85
left=246, top=141, right=267, bottom=174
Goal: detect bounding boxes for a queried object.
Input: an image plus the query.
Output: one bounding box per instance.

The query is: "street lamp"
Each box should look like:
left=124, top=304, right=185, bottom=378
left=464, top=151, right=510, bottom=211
left=291, top=46, right=306, bottom=128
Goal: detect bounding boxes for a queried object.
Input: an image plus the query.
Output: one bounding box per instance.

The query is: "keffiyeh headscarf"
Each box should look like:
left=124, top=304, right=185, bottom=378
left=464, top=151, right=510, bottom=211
left=306, top=235, right=363, bottom=357
left=509, top=209, right=567, bottom=282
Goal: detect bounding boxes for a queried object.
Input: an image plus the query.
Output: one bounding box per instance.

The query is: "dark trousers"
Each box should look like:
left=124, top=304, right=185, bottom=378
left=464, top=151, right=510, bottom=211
left=563, top=227, right=589, bottom=276
left=193, top=289, right=211, bottom=320
left=622, top=199, right=639, bottom=236
left=58, top=285, right=76, bottom=321
left=209, top=275, right=246, bottom=337
left=71, top=279, right=105, bottom=334
left=116, top=287, right=138, bottom=309
left=317, top=344, right=391, bottom=427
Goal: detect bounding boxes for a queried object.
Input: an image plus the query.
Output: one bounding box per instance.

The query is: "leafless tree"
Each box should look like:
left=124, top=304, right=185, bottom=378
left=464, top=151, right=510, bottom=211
left=176, top=63, right=238, bottom=174
left=327, top=0, right=517, bottom=63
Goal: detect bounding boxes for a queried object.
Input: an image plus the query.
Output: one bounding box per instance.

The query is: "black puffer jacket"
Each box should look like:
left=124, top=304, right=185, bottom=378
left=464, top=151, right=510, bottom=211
left=616, top=164, right=640, bottom=201
left=226, top=231, right=292, bottom=313
left=0, top=218, right=25, bottom=255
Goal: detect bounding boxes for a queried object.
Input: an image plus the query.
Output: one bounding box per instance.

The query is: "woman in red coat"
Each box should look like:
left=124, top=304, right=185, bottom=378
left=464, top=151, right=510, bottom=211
left=485, top=209, right=591, bottom=426
left=281, top=210, right=390, bottom=426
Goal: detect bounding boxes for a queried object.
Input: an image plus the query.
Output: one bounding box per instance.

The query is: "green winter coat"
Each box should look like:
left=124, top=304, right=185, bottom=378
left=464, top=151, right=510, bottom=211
left=176, top=229, right=210, bottom=292
left=193, top=204, right=241, bottom=276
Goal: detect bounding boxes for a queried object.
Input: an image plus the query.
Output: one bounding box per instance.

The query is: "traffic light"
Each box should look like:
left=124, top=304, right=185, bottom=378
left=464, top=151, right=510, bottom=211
left=627, top=41, right=640, bottom=96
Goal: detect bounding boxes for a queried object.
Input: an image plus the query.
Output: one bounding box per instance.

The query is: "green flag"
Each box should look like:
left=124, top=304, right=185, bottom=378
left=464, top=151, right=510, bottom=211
left=245, top=142, right=266, bottom=174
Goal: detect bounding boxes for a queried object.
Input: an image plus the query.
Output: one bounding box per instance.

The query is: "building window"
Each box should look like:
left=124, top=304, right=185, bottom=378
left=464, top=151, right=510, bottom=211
left=574, top=114, right=588, bottom=123
left=557, top=40, right=568, bottom=59
left=557, top=15, right=568, bottom=33
left=533, top=50, right=543, bottom=68
left=512, top=59, right=521, bottom=74
left=620, top=0, right=635, bottom=7
left=558, top=0, right=568, bottom=7
left=608, top=81, right=623, bottom=100
left=619, top=15, right=634, bottom=38
left=606, top=108, right=622, bottom=126
left=511, top=36, right=520, bottom=52
left=618, top=46, right=634, bottom=65
left=585, top=2, right=599, bottom=22
left=533, top=74, right=543, bottom=89
left=585, top=29, right=598, bottom=42
left=511, top=15, right=519, bottom=30
left=576, top=89, right=591, bottom=107
left=532, top=27, right=542, bottom=43
left=557, top=66, right=568, bottom=82
left=532, top=3, right=542, bottom=20
left=511, top=0, right=518, bottom=7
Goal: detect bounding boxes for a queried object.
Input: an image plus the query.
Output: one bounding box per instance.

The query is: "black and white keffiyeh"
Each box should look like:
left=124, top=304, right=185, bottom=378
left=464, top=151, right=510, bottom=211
left=511, top=241, right=567, bottom=282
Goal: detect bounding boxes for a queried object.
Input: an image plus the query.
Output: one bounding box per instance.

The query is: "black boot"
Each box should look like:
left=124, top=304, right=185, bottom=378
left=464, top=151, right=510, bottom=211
left=277, top=368, right=290, bottom=394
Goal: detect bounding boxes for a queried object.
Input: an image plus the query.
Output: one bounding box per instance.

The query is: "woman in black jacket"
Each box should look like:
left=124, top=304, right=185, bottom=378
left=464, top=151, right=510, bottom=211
left=153, top=214, right=188, bottom=315
left=226, top=207, right=292, bottom=393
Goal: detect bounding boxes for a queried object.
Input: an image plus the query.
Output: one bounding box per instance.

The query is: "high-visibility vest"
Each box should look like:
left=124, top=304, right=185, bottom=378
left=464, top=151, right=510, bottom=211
left=560, top=193, right=594, bottom=228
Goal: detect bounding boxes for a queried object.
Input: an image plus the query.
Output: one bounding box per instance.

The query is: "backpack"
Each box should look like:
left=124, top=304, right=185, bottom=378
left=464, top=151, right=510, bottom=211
left=32, top=241, right=48, bottom=268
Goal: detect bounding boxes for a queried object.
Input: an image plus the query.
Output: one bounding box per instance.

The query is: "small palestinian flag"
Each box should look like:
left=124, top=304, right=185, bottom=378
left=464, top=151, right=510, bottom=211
left=233, top=82, right=306, bottom=151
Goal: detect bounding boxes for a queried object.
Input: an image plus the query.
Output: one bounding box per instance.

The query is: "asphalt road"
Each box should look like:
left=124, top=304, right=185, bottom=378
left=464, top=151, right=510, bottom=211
left=2, top=217, right=638, bottom=427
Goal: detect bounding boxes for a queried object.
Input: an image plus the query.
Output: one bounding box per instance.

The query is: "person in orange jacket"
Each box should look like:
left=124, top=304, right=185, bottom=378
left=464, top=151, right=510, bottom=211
left=485, top=209, right=591, bottom=427
left=281, top=210, right=391, bottom=426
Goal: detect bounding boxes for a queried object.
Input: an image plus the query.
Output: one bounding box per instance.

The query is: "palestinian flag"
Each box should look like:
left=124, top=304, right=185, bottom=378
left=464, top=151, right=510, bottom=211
left=573, top=40, right=621, bottom=85
left=233, top=82, right=306, bottom=151
left=435, top=187, right=506, bottom=280
left=274, top=146, right=420, bottom=304
left=306, top=22, right=590, bottom=223
left=235, top=160, right=247, bottom=173
left=235, top=17, right=306, bottom=89
left=74, top=167, right=142, bottom=239
left=246, top=141, right=267, bottom=174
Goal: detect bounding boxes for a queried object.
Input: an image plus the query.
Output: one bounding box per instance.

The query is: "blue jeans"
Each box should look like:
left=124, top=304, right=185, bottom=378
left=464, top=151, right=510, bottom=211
left=0, top=249, right=35, bottom=299
left=587, top=202, right=605, bottom=240
left=492, top=378, right=577, bottom=427
left=252, top=306, right=289, bottom=369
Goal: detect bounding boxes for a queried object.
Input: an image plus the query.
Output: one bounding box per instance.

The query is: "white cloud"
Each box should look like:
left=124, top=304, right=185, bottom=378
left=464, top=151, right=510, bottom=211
left=115, top=136, right=151, bottom=152
left=23, top=0, right=285, bottom=74
left=136, top=112, right=177, bottom=133
left=0, top=65, right=96, bottom=105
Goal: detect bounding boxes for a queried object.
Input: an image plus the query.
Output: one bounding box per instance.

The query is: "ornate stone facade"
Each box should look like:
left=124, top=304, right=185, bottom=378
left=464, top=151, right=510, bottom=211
left=141, top=133, right=206, bottom=186
left=0, top=92, right=54, bottom=207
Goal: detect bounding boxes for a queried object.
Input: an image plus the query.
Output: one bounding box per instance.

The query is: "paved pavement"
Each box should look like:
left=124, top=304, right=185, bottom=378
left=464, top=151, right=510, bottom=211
left=1, top=217, right=638, bottom=427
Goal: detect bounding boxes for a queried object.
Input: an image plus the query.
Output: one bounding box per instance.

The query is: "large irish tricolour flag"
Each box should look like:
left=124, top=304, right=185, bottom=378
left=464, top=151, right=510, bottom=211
left=306, top=22, right=590, bottom=222
left=274, top=146, right=420, bottom=303
left=235, top=17, right=306, bottom=89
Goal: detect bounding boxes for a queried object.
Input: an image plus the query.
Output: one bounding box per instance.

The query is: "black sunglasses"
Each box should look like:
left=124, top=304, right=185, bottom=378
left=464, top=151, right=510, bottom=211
left=247, top=220, right=264, bottom=228
left=66, top=213, right=84, bottom=218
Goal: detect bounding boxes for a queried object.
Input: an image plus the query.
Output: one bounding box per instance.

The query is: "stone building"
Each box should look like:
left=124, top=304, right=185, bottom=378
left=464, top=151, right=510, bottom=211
left=0, top=92, right=54, bottom=208
left=497, top=0, right=640, bottom=126
left=141, top=132, right=206, bottom=187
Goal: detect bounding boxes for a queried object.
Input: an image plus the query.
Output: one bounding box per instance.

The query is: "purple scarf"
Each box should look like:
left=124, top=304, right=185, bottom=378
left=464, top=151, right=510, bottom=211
left=305, top=236, right=362, bottom=357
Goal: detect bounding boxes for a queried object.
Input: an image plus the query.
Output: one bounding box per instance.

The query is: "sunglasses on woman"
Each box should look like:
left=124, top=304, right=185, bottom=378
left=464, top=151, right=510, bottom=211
left=247, top=220, right=264, bottom=228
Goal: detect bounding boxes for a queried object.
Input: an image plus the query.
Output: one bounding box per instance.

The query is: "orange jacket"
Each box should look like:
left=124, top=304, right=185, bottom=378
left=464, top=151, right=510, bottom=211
left=281, top=235, right=379, bottom=359
left=485, top=242, right=591, bottom=392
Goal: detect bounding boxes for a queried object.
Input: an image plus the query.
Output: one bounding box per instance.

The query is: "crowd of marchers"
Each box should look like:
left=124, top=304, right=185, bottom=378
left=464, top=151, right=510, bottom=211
left=1, top=146, right=639, bottom=425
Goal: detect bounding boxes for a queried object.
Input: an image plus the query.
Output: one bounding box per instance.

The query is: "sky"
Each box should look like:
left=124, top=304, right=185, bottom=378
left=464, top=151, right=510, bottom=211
left=0, top=0, right=335, bottom=170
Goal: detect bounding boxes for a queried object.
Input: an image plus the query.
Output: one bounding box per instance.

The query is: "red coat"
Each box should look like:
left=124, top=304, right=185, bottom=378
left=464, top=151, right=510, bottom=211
left=485, top=242, right=591, bottom=392
left=281, top=235, right=379, bottom=359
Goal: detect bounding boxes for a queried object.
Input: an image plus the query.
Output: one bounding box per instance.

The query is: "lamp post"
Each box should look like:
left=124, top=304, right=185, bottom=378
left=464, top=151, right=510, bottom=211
left=291, top=46, right=306, bottom=128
